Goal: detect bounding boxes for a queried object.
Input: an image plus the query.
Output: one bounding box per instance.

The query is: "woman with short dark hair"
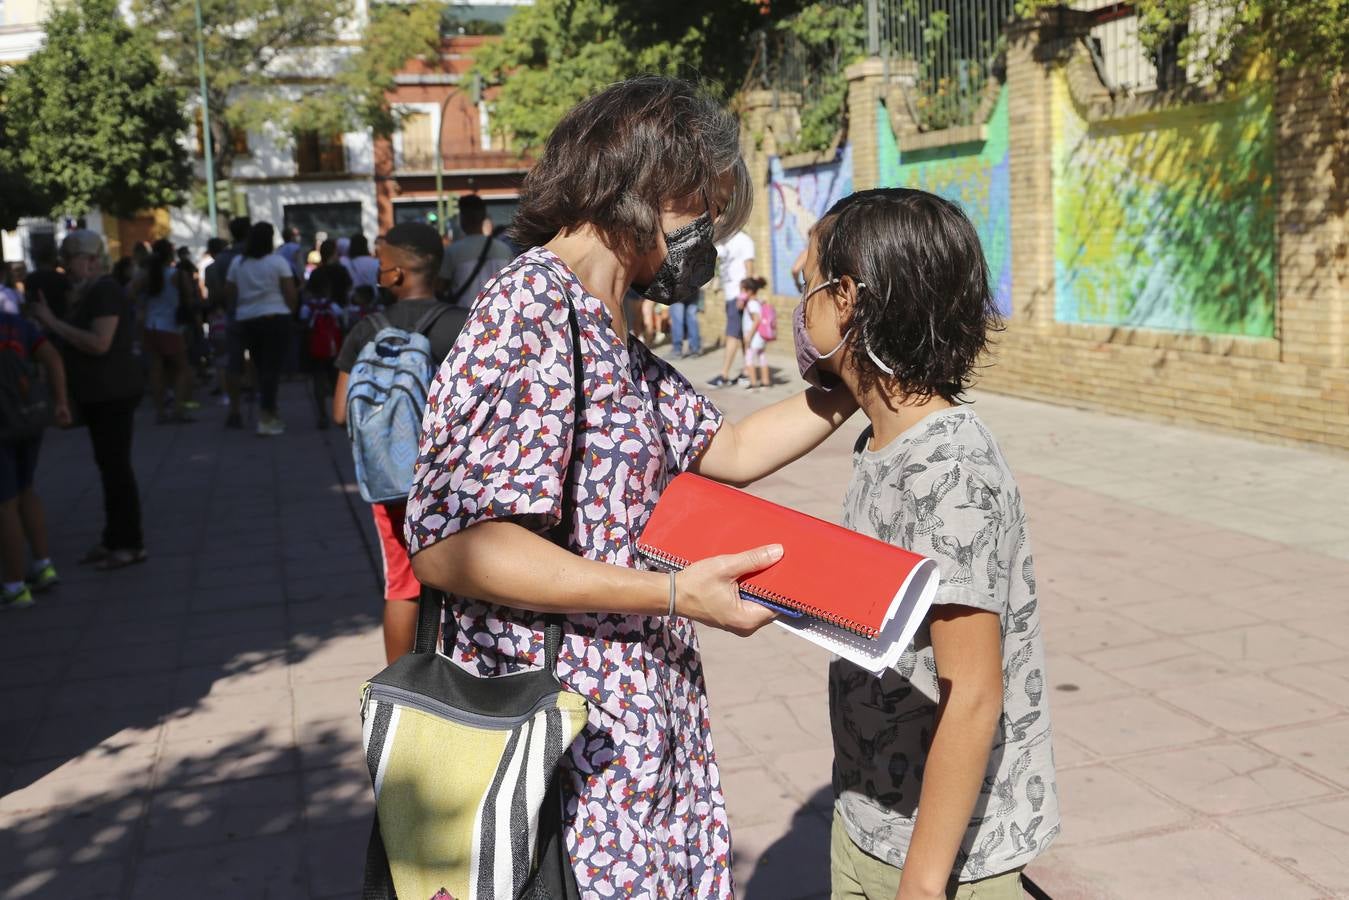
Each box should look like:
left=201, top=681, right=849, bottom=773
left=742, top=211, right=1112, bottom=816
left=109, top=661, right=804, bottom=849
left=224, top=221, right=297, bottom=435
left=407, top=76, right=858, bottom=896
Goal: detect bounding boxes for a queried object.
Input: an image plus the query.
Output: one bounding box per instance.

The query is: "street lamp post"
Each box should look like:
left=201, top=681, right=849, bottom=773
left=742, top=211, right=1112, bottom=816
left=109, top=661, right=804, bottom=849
left=193, top=0, right=218, bottom=236
left=433, top=74, right=482, bottom=236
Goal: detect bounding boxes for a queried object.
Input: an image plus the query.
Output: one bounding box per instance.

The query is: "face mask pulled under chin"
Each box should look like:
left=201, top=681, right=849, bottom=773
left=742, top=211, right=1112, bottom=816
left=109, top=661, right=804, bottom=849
left=635, top=213, right=717, bottom=305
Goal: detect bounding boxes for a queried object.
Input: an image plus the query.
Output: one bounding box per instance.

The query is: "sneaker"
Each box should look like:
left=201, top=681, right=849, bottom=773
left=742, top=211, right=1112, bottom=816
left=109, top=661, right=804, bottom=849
left=225, top=411, right=243, bottom=429
left=27, top=563, right=59, bottom=593
left=1, top=584, right=35, bottom=610
left=95, top=548, right=148, bottom=571
left=707, top=375, right=728, bottom=388
left=79, top=543, right=111, bottom=566
left=256, top=417, right=286, bottom=437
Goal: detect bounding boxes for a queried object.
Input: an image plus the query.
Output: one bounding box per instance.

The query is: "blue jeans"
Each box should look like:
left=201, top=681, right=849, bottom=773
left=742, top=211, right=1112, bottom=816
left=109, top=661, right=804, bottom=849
left=669, top=300, right=701, bottom=355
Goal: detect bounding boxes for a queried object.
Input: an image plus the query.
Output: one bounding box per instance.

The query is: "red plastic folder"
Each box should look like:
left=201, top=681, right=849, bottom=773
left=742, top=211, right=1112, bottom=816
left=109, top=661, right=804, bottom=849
left=637, top=473, right=941, bottom=672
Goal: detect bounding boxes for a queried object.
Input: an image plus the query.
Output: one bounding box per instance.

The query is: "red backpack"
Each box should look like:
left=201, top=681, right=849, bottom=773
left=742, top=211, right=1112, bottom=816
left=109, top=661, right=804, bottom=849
left=308, top=307, right=342, bottom=360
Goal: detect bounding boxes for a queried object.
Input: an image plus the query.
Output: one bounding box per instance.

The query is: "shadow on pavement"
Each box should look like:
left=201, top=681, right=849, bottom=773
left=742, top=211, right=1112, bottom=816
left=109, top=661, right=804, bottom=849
left=0, top=392, right=388, bottom=898
left=741, top=786, right=834, bottom=899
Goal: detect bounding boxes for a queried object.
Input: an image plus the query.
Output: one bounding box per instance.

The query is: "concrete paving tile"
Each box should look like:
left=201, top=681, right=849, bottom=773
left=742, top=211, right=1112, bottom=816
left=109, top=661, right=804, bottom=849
left=179, top=631, right=288, bottom=668
left=22, top=706, right=163, bottom=762
left=154, top=730, right=300, bottom=790
left=1048, top=734, right=1096, bottom=770
left=702, top=652, right=828, bottom=709
left=184, top=605, right=287, bottom=638
left=1039, top=655, right=1135, bottom=708
left=304, top=821, right=370, bottom=898
left=761, top=747, right=835, bottom=811
left=1053, top=695, right=1218, bottom=758
left=732, top=807, right=832, bottom=900
left=129, top=832, right=307, bottom=899
left=1160, top=528, right=1288, bottom=561
left=1222, top=798, right=1349, bottom=895
left=1041, top=608, right=1160, bottom=654
left=0, top=656, right=66, bottom=690
left=721, top=761, right=813, bottom=829
left=49, top=672, right=185, bottom=718
left=143, top=772, right=302, bottom=853
left=1115, top=595, right=1265, bottom=637
left=64, top=641, right=180, bottom=680
left=288, top=631, right=386, bottom=673
left=1042, top=764, right=1189, bottom=847
left=3, top=743, right=158, bottom=814
left=74, top=619, right=181, bottom=650
left=1118, top=742, right=1339, bottom=816
left=1157, top=674, right=1338, bottom=734
left=293, top=678, right=365, bottom=726
left=1268, top=660, right=1349, bottom=710
left=172, top=659, right=292, bottom=702
left=0, top=862, right=125, bottom=900
left=0, top=794, right=147, bottom=873
left=1184, top=623, right=1344, bottom=671
left=161, top=690, right=294, bottom=744
left=1031, top=826, right=1322, bottom=899
left=1251, top=719, right=1349, bottom=789
left=1284, top=611, right=1349, bottom=650
left=296, top=717, right=367, bottom=772
left=300, top=757, right=373, bottom=826
left=0, top=686, right=53, bottom=727
left=189, top=583, right=287, bottom=612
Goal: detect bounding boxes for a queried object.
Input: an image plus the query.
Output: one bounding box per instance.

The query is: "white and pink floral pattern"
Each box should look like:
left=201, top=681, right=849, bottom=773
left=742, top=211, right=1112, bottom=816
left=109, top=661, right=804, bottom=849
left=406, top=248, right=731, bottom=898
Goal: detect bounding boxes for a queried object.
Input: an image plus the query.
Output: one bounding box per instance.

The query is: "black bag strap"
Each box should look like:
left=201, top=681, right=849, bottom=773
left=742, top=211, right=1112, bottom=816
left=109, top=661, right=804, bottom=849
left=415, top=260, right=585, bottom=676
left=448, top=236, right=496, bottom=305
left=362, top=814, right=396, bottom=900
left=411, top=302, right=450, bottom=338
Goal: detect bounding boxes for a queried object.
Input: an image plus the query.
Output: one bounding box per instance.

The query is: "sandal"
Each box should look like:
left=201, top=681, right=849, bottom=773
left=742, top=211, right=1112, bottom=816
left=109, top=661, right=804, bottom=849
left=95, top=548, right=149, bottom=571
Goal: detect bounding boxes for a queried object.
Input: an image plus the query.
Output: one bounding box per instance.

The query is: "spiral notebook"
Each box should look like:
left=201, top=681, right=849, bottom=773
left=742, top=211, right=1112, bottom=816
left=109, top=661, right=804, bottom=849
left=636, top=473, right=941, bottom=673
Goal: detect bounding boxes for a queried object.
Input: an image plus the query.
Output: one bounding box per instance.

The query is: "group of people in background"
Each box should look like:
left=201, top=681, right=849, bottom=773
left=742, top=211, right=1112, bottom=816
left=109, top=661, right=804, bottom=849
left=0, top=194, right=514, bottom=609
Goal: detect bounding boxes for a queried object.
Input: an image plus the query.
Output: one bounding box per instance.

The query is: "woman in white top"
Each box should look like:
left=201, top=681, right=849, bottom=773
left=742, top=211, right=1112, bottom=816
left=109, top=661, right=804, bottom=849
left=139, top=239, right=196, bottom=424
left=225, top=222, right=298, bottom=436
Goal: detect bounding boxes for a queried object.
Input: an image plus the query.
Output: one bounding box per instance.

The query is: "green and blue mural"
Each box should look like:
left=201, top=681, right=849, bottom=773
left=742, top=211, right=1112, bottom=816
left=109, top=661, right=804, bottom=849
left=768, top=144, right=854, bottom=296
left=877, top=88, right=1012, bottom=316
left=1052, top=73, right=1276, bottom=336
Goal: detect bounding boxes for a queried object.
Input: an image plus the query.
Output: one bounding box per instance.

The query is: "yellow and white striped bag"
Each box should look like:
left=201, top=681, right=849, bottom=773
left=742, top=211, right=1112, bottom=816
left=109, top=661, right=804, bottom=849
left=360, top=592, right=588, bottom=900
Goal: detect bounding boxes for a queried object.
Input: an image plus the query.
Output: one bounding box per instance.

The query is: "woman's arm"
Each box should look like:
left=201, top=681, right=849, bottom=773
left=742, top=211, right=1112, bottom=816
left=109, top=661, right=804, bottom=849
left=410, top=520, right=781, bottom=637
left=280, top=276, right=299, bottom=312
left=30, top=295, right=117, bottom=356
left=331, top=369, right=349, bottom=425
left=692, top=387, right=858, bottom=486
left=895, top=606, right=1004, bottom=900
left=34, top=341, right=71, bottom=426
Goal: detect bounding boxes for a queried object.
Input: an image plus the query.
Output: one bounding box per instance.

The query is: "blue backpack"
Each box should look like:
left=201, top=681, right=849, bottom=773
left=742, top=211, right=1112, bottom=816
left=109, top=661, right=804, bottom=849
left=346, top=306, right=449, bottom=504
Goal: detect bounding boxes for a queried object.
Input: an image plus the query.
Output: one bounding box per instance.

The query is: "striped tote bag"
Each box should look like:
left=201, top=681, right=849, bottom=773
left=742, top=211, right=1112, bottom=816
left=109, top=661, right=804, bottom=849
left=360, top=590, right=588, bottom=900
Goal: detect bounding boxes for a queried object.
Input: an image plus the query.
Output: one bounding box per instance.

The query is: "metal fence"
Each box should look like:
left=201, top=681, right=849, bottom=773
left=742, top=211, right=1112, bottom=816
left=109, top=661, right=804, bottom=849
left=871, top=0, right=1018, bottom=130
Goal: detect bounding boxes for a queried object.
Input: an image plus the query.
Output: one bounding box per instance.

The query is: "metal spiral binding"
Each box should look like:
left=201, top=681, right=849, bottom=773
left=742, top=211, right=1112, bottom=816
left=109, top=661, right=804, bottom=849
left=635, top=544, right=880, bottom=640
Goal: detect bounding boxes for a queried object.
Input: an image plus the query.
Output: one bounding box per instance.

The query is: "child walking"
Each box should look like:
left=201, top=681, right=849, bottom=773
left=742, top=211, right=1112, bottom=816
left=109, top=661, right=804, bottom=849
left=0, top=311, right=71, bottom=608
left=740, top=276, right=772, bottom=390
left=794, top=189, right=1059, bottom=900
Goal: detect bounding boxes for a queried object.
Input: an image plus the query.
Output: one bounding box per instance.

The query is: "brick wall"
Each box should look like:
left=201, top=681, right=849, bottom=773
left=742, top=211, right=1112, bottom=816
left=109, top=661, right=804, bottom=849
left=747, top=21, right=1348, bottom=452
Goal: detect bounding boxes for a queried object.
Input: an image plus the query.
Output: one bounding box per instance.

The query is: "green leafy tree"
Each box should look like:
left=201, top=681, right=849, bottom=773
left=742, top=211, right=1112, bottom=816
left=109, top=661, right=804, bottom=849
left=473, top=0, right=808, bottom=152
left=1017, top=0, right=1349, bottom=84
left=131, top=0, right=441, bottom=190
left=0, top=0, right=191, bottom=220
left=0, top=70, right=53, bottom=231
left=775, top=2, right=867, bottom=150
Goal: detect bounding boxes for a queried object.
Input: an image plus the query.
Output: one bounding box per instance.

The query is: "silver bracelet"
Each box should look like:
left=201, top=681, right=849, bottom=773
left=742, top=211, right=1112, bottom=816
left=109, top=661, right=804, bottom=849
left=667, top=570, right=677, bottom=617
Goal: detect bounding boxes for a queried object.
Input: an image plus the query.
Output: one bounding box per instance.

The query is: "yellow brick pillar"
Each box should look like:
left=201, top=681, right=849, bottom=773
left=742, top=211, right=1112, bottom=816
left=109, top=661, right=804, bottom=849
left=1004, top=18, right=1060, bottom=331
left=1276, top=71, right=1348, bottom=370
left=846, top=58, right=887, bottom=192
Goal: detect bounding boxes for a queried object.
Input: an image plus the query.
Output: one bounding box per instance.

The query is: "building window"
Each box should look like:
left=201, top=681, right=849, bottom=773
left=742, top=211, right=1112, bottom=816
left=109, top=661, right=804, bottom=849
left=194, top=109, right=249, bottom=158
left=399, top=111, right=436, bottom=170
left=295, top=131, right=346, bottom=175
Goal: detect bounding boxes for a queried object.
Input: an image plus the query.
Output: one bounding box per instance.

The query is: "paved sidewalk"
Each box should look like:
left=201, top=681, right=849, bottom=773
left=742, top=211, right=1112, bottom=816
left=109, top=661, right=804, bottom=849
left=2, top=348, right=1348, bottom=899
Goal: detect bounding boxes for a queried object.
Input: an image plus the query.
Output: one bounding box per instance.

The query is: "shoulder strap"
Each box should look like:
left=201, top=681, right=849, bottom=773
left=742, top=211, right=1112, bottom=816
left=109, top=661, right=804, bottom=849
left=415, top=258, right=582, bottom=672
left=449, top=236, right=497, bottom=304
left=366, top=312, right=390, bottom=335
left=411, top=302, right=450, bottom=337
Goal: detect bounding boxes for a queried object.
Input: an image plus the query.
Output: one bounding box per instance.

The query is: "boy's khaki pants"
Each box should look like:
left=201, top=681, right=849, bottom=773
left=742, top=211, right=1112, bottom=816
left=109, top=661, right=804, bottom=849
left=831, top=813, right=1024, bottom=900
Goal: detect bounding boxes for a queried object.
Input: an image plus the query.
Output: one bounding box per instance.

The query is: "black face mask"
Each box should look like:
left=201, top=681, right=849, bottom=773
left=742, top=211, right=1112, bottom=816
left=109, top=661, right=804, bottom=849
left=636, top=212, right=717, bottom=305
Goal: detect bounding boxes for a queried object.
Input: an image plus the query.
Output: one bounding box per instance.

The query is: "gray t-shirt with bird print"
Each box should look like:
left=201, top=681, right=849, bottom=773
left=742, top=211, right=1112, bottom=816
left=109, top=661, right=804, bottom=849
left=830, top=407, right=1060, bottom=881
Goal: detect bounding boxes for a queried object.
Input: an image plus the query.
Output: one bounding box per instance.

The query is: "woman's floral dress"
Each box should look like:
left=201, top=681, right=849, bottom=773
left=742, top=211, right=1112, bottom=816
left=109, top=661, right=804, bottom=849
left=405, top=247, right=733, bottom=898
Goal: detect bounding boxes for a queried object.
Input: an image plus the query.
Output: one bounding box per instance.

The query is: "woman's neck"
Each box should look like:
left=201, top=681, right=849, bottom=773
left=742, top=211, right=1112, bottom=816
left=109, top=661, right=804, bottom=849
left=544, top=227, right=636, bottom=333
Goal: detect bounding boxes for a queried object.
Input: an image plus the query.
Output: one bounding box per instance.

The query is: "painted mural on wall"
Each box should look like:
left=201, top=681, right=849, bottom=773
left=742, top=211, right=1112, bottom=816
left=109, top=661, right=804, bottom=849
left=877, top=87, right=1012, bottom=317
left=768, top=144, right=854, bottom=296
left=1052, top=73, right=1276, bottom=337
